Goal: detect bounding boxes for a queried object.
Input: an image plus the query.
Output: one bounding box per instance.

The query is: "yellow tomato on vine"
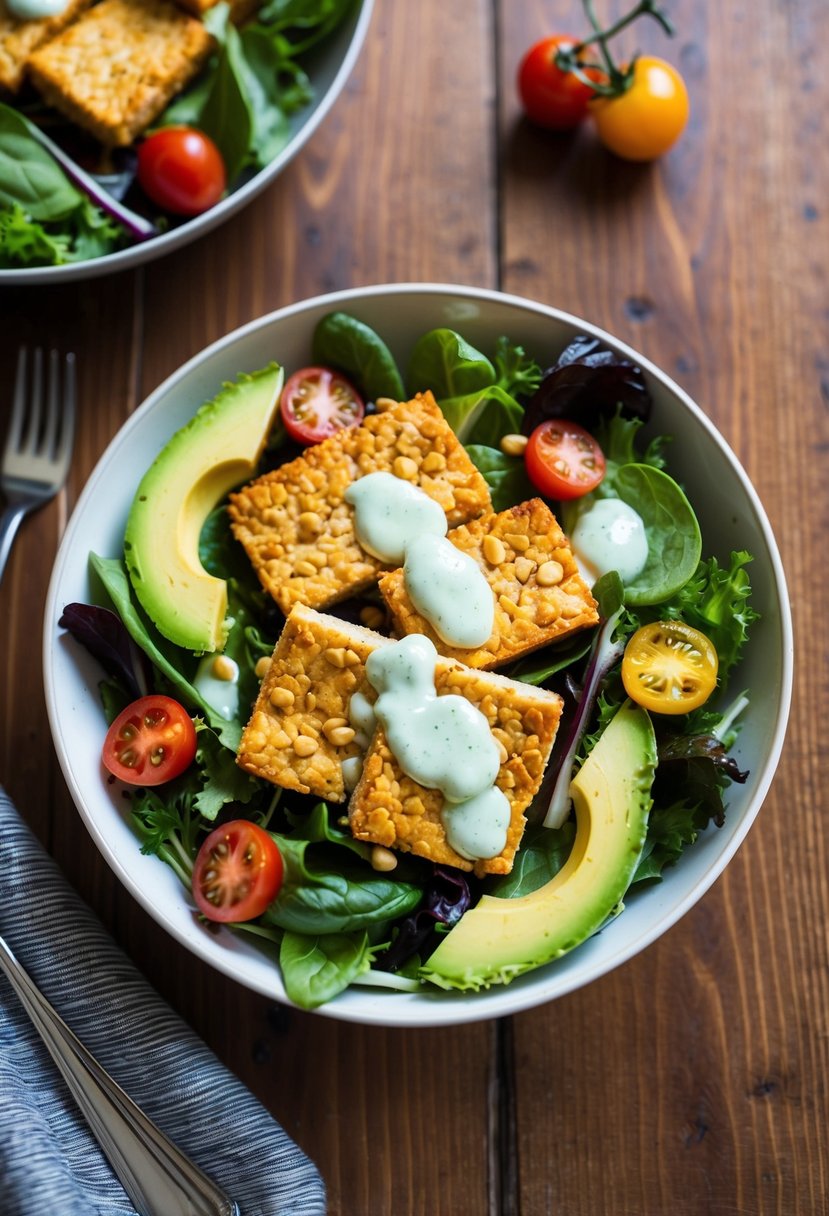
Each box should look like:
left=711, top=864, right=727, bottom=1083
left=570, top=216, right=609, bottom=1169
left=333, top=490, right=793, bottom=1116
left=590, top=56, right=689, bottom=161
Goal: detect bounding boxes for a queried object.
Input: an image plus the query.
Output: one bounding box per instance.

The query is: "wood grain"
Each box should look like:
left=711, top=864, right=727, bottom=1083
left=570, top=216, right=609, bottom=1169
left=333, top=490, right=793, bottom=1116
left=0, top=0, right=826, bottom=1212
left=499, top=2, right=827, bottom=1213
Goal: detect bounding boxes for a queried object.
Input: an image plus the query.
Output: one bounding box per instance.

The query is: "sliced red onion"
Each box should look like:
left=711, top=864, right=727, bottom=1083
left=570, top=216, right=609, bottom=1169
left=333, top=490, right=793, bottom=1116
left=29, top=119, right=157, bottom=242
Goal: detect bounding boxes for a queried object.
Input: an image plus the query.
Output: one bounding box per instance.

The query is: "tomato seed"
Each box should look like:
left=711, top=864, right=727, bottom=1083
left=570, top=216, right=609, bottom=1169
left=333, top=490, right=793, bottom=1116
left=149, top=746, right=166, bottom=767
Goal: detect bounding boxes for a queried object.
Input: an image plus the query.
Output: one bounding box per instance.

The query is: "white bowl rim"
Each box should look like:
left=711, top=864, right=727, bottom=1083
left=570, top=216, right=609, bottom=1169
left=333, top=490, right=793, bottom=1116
left=43, top=282, right=795, bottom=1027
left=0, top=0, right=374, bottom=287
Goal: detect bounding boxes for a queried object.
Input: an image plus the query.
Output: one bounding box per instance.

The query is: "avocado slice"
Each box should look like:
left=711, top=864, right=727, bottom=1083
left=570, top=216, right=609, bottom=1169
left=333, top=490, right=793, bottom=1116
left=421, top=700, right=657, bottom=991
left=124, top=364, right=283, bottom=653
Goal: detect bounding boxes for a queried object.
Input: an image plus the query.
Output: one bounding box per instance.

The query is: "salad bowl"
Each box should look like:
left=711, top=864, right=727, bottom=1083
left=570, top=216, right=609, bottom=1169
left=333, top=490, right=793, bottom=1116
left=43, top=284, right=793, bottom=1027
left=0, top=0, right=373, bottom=286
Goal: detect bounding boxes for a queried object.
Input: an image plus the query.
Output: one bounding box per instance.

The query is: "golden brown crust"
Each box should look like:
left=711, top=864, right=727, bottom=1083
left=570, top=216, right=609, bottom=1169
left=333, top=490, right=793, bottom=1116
left=349, top=663, right=562, bottom=878
left=0, top=0, right=92, bottom=93
left=237, top=605, right=391, bottom=802
left=228, top=392, right=492, bottom=616
left=27, top=0, right=213, bottom=146
left=378, top=497, right=599, bottom=669
left=237, top=605, right=563, bottom=878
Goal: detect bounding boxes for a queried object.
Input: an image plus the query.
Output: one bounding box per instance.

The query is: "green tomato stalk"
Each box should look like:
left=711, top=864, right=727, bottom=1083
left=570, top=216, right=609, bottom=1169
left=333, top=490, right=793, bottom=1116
left=556, top=0, right=675, bottom=99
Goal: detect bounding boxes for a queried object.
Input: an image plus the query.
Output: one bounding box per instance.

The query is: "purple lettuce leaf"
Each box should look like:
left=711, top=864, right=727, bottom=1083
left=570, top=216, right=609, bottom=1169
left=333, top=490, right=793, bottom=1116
left=58, top=602, right=152, bottom=700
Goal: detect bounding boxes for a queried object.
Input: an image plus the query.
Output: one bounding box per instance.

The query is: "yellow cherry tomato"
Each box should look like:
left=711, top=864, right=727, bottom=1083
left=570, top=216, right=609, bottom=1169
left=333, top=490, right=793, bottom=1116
left=621, top=621, right=718, bottom=715
left=590, top=56, right=689, bottom=162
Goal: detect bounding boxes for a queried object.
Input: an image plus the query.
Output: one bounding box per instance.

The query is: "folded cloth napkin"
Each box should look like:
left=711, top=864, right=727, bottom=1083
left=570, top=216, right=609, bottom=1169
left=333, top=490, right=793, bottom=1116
left=0, top=787, right=326, bottom=1216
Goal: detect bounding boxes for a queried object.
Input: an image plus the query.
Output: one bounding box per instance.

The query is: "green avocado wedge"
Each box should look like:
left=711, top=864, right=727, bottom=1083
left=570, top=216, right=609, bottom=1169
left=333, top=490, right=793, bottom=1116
left=421, top=701, right=657, bottom=992
left=124, top=364, right=283, bottom=654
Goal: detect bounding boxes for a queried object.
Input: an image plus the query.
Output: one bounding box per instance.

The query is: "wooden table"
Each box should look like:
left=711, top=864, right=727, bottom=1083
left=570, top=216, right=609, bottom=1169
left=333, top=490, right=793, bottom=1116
left=1, top=1, right=825, bottom=1211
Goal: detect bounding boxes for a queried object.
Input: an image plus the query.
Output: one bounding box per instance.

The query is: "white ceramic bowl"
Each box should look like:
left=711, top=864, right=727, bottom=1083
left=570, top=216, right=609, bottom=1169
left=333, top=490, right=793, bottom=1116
left=43, top=284, right=793, bottom=1027
left=0, top=1, right=373, bottom=286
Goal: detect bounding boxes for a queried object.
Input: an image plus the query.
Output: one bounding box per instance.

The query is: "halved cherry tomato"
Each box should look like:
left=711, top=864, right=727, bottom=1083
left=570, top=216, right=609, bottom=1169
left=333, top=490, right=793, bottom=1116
left=525, top=418, right=606, bottom=500
left=590, top=57, right=689, bottom=162
left=622, top=621, right=718, bottom=715
left=517, top=35, right=603, bottom=130
left=102, top=695, right=197, bottom=785
left=192, top=820, right=283, bottom=923
left=137, top=127, right=226, bottom=216
left=280, top=366, right=365, bottom=445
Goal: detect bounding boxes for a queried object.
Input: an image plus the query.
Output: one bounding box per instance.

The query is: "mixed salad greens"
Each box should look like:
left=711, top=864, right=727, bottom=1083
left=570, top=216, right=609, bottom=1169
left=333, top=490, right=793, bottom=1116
left=60, top=313, right=758, bottom=1009
left=0, top=0, right=358, bottom=268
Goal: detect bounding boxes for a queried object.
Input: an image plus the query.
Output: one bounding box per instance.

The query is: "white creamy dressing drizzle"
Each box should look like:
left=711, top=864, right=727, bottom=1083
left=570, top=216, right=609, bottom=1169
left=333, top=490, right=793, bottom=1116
left=193, top=655, right=239, bottom=720
left=403, top=534, right=494, bottom=649
left=344, top=471, right=493, bottom=648
left=7, top=0, right=69, bottom=18
left=344, top=472, right=445, bottom=564
left=365, top=635, right=510, bottom=861
left=570, top=498, right=649, bottom=586
left=347, top=690, right=376, bottom=749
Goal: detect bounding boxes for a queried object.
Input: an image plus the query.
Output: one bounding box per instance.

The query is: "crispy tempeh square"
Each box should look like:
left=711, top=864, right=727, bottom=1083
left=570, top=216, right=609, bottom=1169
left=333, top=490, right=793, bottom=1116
left=378, top=497, right=599, bottom=670
left=228, top=392, right=492, bottom=616
left=0, top=0, right=92, bottom=93
left=27, top=0, right=213, bottom=146
left=237, top=605, right=391, bottom=802
left=237, top=604, right=563, bottom=878
left=349, top=663, right=563, bottom=878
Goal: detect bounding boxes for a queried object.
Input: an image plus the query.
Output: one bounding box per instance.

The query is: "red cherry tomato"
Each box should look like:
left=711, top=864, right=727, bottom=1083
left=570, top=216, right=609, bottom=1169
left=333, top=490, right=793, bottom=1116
left=517, top=35, right=603, bottom=130
left=192, top=820, right=284, bottom=923
left=102, top=695, right=197, bottom=786
left=525, top=419, right=606, bottom=500
left=590, top=57, right=689, bottom=161
left=280, top=366, right=365, bottom=445
left=137, top=127, right=226, bottom=217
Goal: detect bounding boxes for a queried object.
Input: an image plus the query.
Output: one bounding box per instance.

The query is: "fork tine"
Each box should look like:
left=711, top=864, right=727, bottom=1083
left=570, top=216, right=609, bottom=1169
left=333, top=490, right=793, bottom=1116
left=55, top=352, right=77, bottom=469
left=6, top=347, right=28, bottom=453
left=21, top=348, right=44, bottom=455
left=42, top=349, right=60, bottom=458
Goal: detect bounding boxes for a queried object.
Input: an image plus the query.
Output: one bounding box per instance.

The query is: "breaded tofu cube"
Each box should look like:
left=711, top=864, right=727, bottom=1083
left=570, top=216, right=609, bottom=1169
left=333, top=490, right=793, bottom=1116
left=237, top=605, right=392, bottom=802
left=27, top=0, right=213, bottom=146
left=0, top=0, right=92, bottom=93
left=350, top=663, right=563, bottom=878
left=228, top=392, right=492, bottom=616
left=378, top=497, right=599, bottom=670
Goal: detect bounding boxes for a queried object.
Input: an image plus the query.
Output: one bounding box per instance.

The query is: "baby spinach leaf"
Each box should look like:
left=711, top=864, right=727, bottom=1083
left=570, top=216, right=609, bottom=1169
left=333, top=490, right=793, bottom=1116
left=279, top=929, right=372, bottom=1008
left=440, top=385, right=523, bottom=445
left=407, top=328, right=495, bottom=400
left=265, top=829, right=422, bottom=934
left=487, top=822, right=576, bottom=898
left=465, top=445, right=535, bottom=512
left=508, top=633, right=594, bottom=685
left=610, top=464, right=702, bottom=605
left=0, top=103, right=82, bottom=221
left=312, top=311, right=405, bottom=401
left=199, top=23, right=256, bottom=183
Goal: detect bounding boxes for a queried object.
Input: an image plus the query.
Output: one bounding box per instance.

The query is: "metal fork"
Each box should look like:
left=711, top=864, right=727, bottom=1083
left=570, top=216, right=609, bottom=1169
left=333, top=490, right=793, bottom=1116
left=0, top=347, right=76, bottom=585
left=0, top=930, right=240, bottom=1216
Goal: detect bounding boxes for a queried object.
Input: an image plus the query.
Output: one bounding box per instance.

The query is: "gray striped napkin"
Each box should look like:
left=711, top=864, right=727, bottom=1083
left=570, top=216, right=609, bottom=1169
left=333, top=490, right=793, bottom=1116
left=0, top=787, right=326, bottom=1216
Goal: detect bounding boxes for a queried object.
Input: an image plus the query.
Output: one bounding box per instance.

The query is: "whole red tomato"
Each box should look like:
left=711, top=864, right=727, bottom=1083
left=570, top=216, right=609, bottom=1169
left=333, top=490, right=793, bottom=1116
left=517, top=35, right=602, bottom=130
left=137, top=127, right=226, bottom=217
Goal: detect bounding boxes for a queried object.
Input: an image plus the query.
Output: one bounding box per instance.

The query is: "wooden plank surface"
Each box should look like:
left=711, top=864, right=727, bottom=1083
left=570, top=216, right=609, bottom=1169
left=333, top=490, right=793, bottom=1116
left=0, top=0, right=826, bottom=1212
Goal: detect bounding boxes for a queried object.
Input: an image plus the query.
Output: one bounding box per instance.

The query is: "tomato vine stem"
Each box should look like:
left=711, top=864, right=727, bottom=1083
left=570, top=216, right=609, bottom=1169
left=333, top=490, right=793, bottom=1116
left=555, top=0, right=675, bottom=99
